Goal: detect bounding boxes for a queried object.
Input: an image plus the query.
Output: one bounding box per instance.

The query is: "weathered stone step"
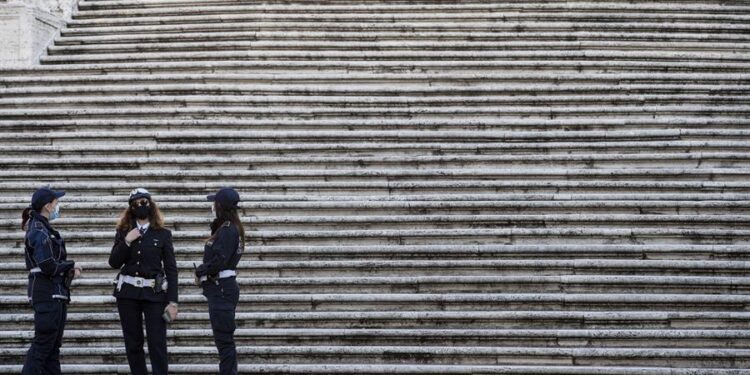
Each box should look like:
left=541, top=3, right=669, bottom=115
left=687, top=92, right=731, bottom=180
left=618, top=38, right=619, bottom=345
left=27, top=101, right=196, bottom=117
left=3, top=213, right=750, bottom=235
left=4, top=309, right=750, bottom=330
left=39, top=50, right=750, bottom=64
left=3, top=94, right=747, bottom=109
left=1, top=153, right=749, bottom=170
left=3, top=259, right=748, bottom=278
left=3, top=243, right=747, bottom=261
left=57, top=20, right=750, bottom=38
left=73, top=0, right=750, bottom=14
left=4, top=72, right=747, bottom=86
left=0, top=117, right=743, bottom=133
left=71, top=3, right=750, bottom=21
left=2, top=129, right=749, bottom=143
left=1, top=105, right=746, bottom=120
left=3, top=327, right=750, bottom=348
left=0, top=141, right=748, bottom=157
left=3, top=226, right=748, bottom=247
left=1, top=363, right=749, bottom=375
left=2, top=275, right=748, bottom=295
left=0, top=180, right=745, bottom=196
left=2, top=165, right=750, bottom=180
left=5, top=60, right=749, bottom=76
left=62, top=13, right=750, bottom=33
left=2, top=344, right=750, bottom=368
left=45, top=41, right=749, bottom=55
left=2, top=199, right=747, bottom=219
left=3, top=292, right=747, bottom=312
left=53, top=30, right=750, bottom=46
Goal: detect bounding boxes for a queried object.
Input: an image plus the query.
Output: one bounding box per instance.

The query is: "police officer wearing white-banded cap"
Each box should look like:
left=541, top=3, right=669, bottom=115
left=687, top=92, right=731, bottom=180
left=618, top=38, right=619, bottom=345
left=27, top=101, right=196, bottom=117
left=21, top=187, right=82, bottom=375
left=109, top=188, right=178, bottom=375
left=195, top=187, right=244, bottom=374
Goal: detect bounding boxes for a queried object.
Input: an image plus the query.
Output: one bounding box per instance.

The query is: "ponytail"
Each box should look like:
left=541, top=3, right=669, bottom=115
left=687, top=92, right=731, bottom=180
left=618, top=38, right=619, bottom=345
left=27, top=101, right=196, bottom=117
left=21, top=206, right=33, bottom=230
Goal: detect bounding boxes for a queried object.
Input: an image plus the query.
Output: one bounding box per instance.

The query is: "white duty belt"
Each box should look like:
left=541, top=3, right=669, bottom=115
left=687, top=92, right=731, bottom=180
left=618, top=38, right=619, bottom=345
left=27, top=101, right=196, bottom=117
left=200, top=269, right=237, bottom=283
left=114, top=274, right=167, bottom=292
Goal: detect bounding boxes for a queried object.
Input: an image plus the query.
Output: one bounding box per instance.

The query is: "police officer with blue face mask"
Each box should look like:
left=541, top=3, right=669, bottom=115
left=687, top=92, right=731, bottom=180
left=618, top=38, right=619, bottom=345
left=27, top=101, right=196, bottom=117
left=195, top=187, right=244, bottom=375
left=21, top=187, right=82, bottom=375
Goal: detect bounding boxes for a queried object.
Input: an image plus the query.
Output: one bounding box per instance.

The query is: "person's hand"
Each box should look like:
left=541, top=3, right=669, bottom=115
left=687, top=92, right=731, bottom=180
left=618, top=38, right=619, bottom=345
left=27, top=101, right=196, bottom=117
left=124, top=228, right=141, bottom=243
left=194, top=274, right=202, bottom=286
left=165, top=303, right=178, bottom=321
left=73, top=265, right=82, bottom=279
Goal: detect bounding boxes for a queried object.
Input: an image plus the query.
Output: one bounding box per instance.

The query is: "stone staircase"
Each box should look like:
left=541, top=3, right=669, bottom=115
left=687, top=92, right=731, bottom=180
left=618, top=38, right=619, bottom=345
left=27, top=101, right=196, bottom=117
left=1, top=0, right=750, bottom=373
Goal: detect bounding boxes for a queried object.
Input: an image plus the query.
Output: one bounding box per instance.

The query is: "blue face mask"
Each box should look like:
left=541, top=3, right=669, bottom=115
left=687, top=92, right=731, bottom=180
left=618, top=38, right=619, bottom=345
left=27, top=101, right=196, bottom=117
left=49, top=202, right=60, bottom=221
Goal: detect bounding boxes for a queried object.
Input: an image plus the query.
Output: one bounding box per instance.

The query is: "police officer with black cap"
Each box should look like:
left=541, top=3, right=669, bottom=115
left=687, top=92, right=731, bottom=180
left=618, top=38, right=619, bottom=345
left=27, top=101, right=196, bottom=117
left=109, top=188, right=178, bottom=375
left=195, top=187, right=244, bottom=375
left=21, top=187, right=82, bottom=375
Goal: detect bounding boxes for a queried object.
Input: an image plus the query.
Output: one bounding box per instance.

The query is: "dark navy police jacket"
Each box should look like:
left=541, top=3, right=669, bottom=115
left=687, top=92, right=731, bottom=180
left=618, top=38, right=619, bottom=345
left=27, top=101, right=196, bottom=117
left=24, top=211, right=75, bottom=304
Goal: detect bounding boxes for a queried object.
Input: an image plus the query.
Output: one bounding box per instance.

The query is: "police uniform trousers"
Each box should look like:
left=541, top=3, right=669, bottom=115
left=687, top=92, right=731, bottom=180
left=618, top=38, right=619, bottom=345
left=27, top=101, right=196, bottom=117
left=116, top=298, right=168, bottom=375
left=22, top=299, right=67, bottom=375
left=203, top=276, right=240, bottom=375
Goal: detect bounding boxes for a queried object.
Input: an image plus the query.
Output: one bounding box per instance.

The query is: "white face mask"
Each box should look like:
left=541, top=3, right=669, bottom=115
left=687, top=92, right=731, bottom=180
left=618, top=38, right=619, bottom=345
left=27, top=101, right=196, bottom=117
left=49, top=202, right=60, bottom=221
left=211, top=203, right=216, bottom=217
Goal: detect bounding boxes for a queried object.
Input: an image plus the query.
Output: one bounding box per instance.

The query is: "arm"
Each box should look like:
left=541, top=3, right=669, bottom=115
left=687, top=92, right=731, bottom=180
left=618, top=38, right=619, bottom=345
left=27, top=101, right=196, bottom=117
left=162, top=231, right=178, bottom=303
left=108, top=230, right=131, bottom=269
left=195, top=226, right=236, bottom=277
left=29, top=228, right=74, bottom=276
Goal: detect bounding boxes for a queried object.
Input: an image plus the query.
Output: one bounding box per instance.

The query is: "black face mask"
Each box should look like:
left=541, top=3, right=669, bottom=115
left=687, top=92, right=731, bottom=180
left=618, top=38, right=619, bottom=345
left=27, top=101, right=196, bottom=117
left=133, top=205, right=151, bottom=220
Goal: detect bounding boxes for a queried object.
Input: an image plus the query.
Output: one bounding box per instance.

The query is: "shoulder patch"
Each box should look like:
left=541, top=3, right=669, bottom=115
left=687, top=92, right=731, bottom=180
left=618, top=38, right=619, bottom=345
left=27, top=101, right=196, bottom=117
left=34, top=222, right=44, bottom=230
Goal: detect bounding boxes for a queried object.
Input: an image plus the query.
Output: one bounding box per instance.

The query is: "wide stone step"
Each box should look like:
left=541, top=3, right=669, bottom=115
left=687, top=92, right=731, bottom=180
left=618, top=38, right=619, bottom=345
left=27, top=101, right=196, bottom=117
left=2, top=275, right=748, bottom=294
left=2, top=198, right=748, bottom=218
left=0, top=117, right=744, bottom=133
left=57, top=20, right=750, bottom=37
left=3, top=243, right=747, bottom=261
left=4, top=72, right=746, bottom=86
left=2, top=344, right=749, bottom=368
left=1, top=153, right=749, bottom=170
left=73, top=0, right=750, bottom=14
left=4, top=60, right=749, bottom=76
left=2, top=94, right=748, bottom=110
left=39, top=49, right=750, bottom=64
left=2, top=213, right=750, bottom=234
left=3, top=292, right=748, bottom=312
left=3, top=259, right=747, bottom=278
left=0, top=363, right=749, bottom=375
left=2, top=327, right=749, bottom=348
left=0, top=141, right=748, bottom=158
left=0, top=129, right=748, bottom=143
left=1, top=166, right=750, bottom=181
left=45, top=40, right=750, bottom=56
left=1, top=105, right=747, bottom=120
left=0, top=180, right=745, bottom=196
left=71, top=2, right=750, bottom=18
left=5, top=310, right=749, bottom=331
left=52, top=30, right=750, bottom=45
left=0, top=345, right=748, bottom=370
left=64, top=11, right=750, bottom=29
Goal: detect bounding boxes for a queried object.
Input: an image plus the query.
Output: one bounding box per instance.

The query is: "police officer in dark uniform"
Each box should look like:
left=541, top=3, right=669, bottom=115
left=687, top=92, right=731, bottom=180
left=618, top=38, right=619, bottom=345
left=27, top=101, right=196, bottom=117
left=21, top=187, right=82, bottom=375
left=109, top=188, right=178, bottom=375
left=195, top=187, right=244, bottom=375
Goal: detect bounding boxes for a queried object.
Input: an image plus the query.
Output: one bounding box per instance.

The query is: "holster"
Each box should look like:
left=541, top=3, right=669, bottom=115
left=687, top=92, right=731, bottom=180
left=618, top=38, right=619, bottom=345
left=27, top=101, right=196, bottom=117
left=64, top=270, right=74, bottom=289
left=153, top=274, right=167, bottom=293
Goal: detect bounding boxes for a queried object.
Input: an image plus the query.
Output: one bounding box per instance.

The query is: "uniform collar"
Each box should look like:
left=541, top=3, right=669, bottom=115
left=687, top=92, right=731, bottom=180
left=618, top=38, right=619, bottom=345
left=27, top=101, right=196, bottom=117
left=136, top=221, right=150, bottom=233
